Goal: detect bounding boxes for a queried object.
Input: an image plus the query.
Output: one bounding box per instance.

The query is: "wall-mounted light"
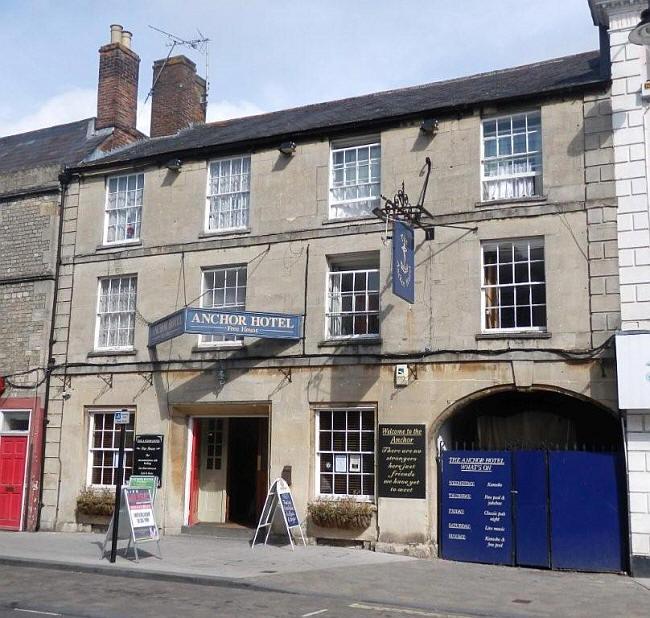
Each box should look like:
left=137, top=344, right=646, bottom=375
left=165, top=158, right=182, bottom=172
left=630, top=4, right=650, bottom=45
left=420, top=119, right=439, bottom=135
left=217, top=368, right=227, bottom=388
left=278, top=141, right=296, bottom=155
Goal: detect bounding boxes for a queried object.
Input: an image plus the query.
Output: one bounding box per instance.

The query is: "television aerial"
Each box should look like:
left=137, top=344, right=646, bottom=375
left=147, top=25, right=210, bottom=104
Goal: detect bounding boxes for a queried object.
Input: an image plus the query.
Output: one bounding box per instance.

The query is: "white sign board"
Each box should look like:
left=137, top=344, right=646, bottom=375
left=616, top=332, right=650, bottom=409
left=252, top=478, right=306, bottom=550
left=115, top=410, right=130, bottom=424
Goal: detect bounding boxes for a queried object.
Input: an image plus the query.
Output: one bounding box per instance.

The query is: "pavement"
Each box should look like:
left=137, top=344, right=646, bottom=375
left=0, top=530, right=649, bottom=617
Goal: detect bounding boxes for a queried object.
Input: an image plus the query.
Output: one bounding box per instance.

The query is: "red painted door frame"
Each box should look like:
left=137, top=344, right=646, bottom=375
left=187, top=419, right=202, bottom=525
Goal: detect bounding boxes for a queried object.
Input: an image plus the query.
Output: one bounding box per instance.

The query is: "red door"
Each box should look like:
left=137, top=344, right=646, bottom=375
left=0, top=436, right=28, bottom=530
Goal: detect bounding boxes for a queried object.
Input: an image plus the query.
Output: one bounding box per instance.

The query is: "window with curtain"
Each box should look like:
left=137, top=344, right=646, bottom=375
left=95, top=276, right=137, bottom=350
left=482, top=238, right=546, bottom=331
left=326, top=265, right=380, bottom=339
left=104, top=173, right=144, bottom=244
left=206, top=155, right=251, bottom=231
left=329, top=141, right=381, bottom=219
left=481, top=111, right=542, bottom=201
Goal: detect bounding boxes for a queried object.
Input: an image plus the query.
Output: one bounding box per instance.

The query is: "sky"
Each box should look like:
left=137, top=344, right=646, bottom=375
left=0, top=1, right=602, bottom=138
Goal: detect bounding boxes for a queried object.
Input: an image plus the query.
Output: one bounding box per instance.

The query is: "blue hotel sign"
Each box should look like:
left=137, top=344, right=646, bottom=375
left=148, top=307, right=303, bottom=347
left=392, top=220, right=415, bottom=304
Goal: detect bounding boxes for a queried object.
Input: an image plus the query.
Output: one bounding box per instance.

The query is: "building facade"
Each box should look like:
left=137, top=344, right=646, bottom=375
left=39, top=44, right=630, bottom=569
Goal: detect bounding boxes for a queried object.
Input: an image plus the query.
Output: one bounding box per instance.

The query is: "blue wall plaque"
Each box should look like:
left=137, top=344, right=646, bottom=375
left=441, top=451, right=513, bottom=566
left=392, top=220, right=415, bottom=303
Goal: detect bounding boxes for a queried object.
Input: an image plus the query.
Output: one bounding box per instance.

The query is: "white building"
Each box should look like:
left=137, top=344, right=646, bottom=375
left=589, top=0, right=650, bottom=577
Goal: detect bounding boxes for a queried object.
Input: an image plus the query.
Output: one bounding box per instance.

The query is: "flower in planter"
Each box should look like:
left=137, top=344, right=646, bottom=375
left=76, top=488, right=115, bottom=517
left=307, top=497, right=375, bottom=529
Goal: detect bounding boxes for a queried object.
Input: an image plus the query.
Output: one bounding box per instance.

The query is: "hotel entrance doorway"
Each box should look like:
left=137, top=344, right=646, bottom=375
left=189, top=416, right=268, bottom=527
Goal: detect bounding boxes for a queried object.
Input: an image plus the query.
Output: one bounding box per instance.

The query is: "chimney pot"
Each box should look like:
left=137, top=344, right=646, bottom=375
left=110, top=24, right=123, bottom=44
left=121, top=30, right=132, bottom=49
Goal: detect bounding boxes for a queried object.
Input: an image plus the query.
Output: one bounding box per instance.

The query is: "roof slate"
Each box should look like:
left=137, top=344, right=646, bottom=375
left=86, top=50, right=606, bottom=169
left=0, top=119, right=108, bottom=174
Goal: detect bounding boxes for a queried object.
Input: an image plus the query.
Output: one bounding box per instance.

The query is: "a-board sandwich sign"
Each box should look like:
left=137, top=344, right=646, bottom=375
left=252, top=478, right=306, bottom=550
left=128, top=475, right=158, bottom=503
left=124, top=487, right=158, bottom=542
left=378, top=424, right=426, bottom=499
left=133, top=434, right=164, bottom=487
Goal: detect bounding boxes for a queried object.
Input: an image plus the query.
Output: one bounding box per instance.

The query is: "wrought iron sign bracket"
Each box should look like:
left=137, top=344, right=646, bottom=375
left=98, top=374, right=113, bottom=390
left=372, top=157, right=477, bottom=239
left=278, top=368, right=292, bottom=383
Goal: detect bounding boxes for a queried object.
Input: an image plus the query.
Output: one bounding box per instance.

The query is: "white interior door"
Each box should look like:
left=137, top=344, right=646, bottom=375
left=198, top=418, right=228, bottom=523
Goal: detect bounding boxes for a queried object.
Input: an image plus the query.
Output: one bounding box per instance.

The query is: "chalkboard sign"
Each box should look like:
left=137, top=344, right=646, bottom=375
left=378, top=424, right=426, bottom=499
left=133, top=434, right=163, bottom=487
left=441, top=451, right=513, bottom=565
left=279, top=490, right=299, bottom=527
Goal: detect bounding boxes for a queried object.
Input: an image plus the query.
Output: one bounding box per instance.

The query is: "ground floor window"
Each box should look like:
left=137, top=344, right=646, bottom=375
left=316, top=408, right=375, bottom=499
left=87, top=410, right=135, bottom=486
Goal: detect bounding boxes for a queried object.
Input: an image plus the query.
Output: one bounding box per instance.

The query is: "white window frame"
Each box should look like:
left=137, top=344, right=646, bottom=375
left=205, top=155, right=251, bottom=233
left=480, top=237, right=546, bottom=333
left=199, top=265, right=247, bottom=347
left=325, top=265, right=380, bottom=340
left=86, top=409, right=135, bottom=488
left=329, top=138, right=381, bottom=219
left=103, top=172, right=144, bottom=246
left=314, top=407, right=376, bottom=501
left=0, top=409, right=31, bottom=434
left=94, top=275, right=137, bottom=351
left=480, top=111, right=542, bottom=202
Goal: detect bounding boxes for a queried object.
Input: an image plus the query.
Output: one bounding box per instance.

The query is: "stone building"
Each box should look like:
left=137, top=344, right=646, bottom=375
left=0, top=24, right=142, bottom=531
left=40, top=34, right=633, bottom=572
left=589, top=0, right=650, bottom=577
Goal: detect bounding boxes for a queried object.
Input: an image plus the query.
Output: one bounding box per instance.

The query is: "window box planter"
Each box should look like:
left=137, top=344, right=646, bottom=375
left=76, top=488, right=115, bottom=518
left=307, top=498, right=375, bottom=530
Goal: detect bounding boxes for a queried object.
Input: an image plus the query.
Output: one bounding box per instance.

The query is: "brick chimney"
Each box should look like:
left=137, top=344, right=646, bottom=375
left=150, top=55, right=206, bottom=138
left=96, top=24, right=141, bottom=149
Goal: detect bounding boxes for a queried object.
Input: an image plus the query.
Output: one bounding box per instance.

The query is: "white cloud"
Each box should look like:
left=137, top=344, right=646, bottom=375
left=0, top=88, right=96, bottom=137
left=0, top=88, right=265, bottom=139
left=206, top=100, right=265, bottom=122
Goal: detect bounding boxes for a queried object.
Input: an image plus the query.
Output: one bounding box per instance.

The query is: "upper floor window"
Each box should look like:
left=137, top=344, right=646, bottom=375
left=200, top=265, right=247, bottom=345
left=87, top=410, right=135, bottom=487
left=95, top=275, right=137, bottom=350
left=481, top=111, right=541, bottom=201
left=326, top=260, right=380, bottom=339
left=329, top=140, right=380, bottom=219
left=206, top=156, right=250, bottom=232
left=104, top=173, right=143, bottom=244
left=481, top=238, right=546, bottom=331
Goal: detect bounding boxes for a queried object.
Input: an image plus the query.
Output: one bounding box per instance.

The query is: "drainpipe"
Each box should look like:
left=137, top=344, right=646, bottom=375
left=36, top=166, right=71, bottom=530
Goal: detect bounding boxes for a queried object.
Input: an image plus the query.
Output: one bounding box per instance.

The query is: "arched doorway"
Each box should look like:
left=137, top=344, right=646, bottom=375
left=437, top=387, right=627, bottom=573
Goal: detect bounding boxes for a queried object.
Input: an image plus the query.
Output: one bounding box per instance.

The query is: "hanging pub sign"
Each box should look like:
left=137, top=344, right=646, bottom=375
left=148, top=307, right=303, bottom=347
left=133, top=434, right=164, bottom=488
left=378, top=424, right=426, bottom=499
left=392, top=220, right=415, bottom=304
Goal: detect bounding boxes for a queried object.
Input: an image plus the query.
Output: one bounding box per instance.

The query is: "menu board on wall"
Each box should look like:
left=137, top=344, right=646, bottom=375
left=133, top=434, right=164, bottom=487
left=440, top=451, right=513, bottom=566
left=378, top=424, right=426, bottom=499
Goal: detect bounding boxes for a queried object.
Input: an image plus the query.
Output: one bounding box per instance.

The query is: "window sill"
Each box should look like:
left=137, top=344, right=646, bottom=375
left=322, top=215, right=378, bottom=226
left=198, top=228, right=251, bottom=239
left=87, top=349, right=137, bottom=358
left=318, top=337, right=382, bottom=348
left=96, top=240, right=142, bottom=251
left=475, top=331, right=551, bottom=340
left=475, top=196, right=547, bottom=209
left=191, top=343, right=245, bottom=353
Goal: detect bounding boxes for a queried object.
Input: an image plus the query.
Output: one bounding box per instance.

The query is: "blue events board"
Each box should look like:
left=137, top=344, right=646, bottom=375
left=441, top=451, right=513, bottom=566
